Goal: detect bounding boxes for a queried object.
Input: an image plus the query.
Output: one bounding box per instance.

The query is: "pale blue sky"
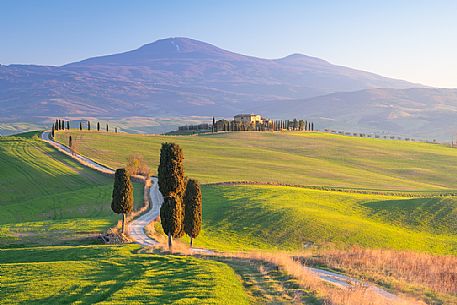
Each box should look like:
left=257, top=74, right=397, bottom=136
left=1, top=0, right=457, bottom=87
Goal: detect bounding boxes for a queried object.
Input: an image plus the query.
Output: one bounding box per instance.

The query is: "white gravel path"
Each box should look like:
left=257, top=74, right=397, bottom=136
left=128, top=177, right=163, bottom=246
left=41, top=131, right=114, bottom=174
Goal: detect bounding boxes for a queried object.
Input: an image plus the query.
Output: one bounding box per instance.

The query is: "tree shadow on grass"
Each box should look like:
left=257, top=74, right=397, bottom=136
left=16, top=251, right=217, bottom=305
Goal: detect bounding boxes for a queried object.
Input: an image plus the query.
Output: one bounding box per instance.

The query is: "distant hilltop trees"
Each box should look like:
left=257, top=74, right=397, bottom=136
left=51, top=119, right=118, bottom=133
left=178, top=114, right=315, bottom=133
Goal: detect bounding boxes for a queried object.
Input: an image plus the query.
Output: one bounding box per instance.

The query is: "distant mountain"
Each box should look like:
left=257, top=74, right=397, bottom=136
left=259, top=88, right=457, bottom=140
left=0, top=37, right=424, bottom=122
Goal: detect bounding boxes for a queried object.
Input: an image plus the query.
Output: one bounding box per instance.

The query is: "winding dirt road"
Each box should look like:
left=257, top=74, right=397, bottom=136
left=41, top=131, right=160, bottom=246
left=128, top=177, right=163, bottom=246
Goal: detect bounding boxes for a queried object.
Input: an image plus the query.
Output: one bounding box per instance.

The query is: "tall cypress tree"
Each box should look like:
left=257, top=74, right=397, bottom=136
left=311, top=122, right=314, bottom=131
left=106, top=124, right=109, bottom=132
left=184, top=179, right=202, bottom=247
left=79, top=122, right=83, bottom=131
left=51, top=125, right=55, bottom=138
left=97, top=122, right=100, bottom=131
left=88, top=121, right=91, bottom=131
left=158, top=142, right=185, bottom=248
left=67, top=121, right=70, bottom=130
left=111, top=169, right=134, bottom=234
left=160, top=195, right=183, bottom=247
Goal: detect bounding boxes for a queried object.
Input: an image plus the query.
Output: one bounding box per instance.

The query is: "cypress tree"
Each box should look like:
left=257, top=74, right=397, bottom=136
left=158, top=143, right=185, bottom=197
left=58, top=120, right=61, bottom=130
left=88, top=121, right=91, bottom=131
left=51, top=125, right=55, bottom=138
left=55, top=119, right=58, bottom=131
left=158, top=143, right=185, bottom=248
left=212, top=117, right=215, bottom=133
left=160, top=196, right=183, bottom=247
left=184, top=179, right=202, bottom=247
left=311, top=122, right=314, bottom=131
left=111, top=169, right=134, bottom=234
left=106, top=124, right=109, bottom=132
left=97, top=122, right=100, bottom=131
left=69, top=135, right=72, bottom=148
left=115, top=127, right=118, bottom=133
left=67, top=121, right=70, bottom=130
left=79, top=122, right=83, bottom=131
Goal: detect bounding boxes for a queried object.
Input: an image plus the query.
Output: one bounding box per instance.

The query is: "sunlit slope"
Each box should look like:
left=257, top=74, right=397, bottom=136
left=0, top=245, right=249, bottom=304
left=57, top=131, right=457, bottom=190
left=0, top=133, right=142, bottom=246
left=191, top=185, right=457, bottom=254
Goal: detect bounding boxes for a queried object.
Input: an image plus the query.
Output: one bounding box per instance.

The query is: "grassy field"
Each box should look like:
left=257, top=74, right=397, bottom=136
left=54, top=130, right=457, bottom=254
left=0, top=132, right=143, bottom=247
left=0, top=133, right=257, bottom=304
left=185, top=184, right=457, bottom=254
left=57, top=130, right=457, bottom=190
left=0, top=244, right=250, bottom=304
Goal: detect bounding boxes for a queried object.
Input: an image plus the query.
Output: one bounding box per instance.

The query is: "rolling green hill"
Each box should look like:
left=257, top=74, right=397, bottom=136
left=54, top=130, right=457, bottom=254
left=192, top=184, right=457, bottom=254
left=56, top=130, right=457, bottom=191
left=0, top=245, right=249, bottom=304
left=0, top=132, right=143, bottom=247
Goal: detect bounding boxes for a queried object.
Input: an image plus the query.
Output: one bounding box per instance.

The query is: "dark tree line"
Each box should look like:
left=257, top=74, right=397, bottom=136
left=53, top=119, right=71, bottom=131
left=64, top=120, right=116, bottom=132
left=181, top=117, right=315, bottom=133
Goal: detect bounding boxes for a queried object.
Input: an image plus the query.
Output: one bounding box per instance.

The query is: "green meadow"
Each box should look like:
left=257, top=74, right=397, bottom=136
left=0, top=245, right=249, bottom=305
left=190, top=185, right=457, bottom=254
left=0, top=132, right=143, bottom=247
left=0, top=133, right=255, bottom=304
left=55, top=130, right=457, bottom=254
left=3, top=130, right=457, bottom=303
left=57, top=130, right=457, bottom=191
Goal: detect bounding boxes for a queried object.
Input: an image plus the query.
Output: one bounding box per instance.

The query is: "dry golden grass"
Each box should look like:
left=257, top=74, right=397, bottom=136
left=309, top=248, right=457, bottom=295
left=225, top=252, right=421, bottom=305
left=143, top=229, right=420, bottom=305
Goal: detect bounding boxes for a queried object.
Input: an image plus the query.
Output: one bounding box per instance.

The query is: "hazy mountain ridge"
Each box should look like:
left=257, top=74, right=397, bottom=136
left=0, top=37, right=423, bottom=119
left=3, top=37, right=457, bottom=139
left=263, top=88, right=457, bottom=140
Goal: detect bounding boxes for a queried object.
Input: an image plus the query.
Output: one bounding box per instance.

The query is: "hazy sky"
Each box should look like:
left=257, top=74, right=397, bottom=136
left=1, top=0, right=457, bottom=87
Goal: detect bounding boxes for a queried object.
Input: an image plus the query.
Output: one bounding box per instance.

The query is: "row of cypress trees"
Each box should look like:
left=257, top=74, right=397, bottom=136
left=51, top=119, right=69, bottom=137
left=158, top=143, right=202, bottom=248
left=52, top=119, right=118, bottom=134
left=54, top=119, right=70, bottom=131
left=110, top=143, right=202, bottom=248
left=80, top=121, right=115, bottom=132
